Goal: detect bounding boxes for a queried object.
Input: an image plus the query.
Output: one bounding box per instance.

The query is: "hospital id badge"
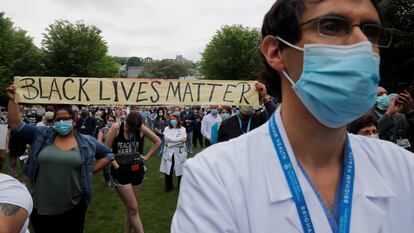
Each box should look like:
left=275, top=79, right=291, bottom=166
left=130, top=164, right=140, bottom=171
left=397, top=138, right=411, bottom=148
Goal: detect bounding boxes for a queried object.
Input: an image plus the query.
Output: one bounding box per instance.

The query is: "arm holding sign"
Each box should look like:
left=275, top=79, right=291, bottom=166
left=5, top=86, right=40, bottom=144
left=5, top=86, right=21, bottom=129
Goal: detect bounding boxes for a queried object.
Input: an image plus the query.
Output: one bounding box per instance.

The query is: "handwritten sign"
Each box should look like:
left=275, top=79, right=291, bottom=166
left=14, top=77, right=259, bottom=106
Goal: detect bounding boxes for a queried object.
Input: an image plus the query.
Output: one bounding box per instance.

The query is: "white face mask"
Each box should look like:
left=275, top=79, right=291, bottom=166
left=366, top=133, right=379, bottom=139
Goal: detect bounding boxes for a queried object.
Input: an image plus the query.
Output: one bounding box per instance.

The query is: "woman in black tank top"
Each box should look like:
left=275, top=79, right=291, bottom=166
left=105, top=111, right=161, bottom=233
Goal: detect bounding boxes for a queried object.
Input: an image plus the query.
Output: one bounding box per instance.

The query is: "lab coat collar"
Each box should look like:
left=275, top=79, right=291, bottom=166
left=263, top=106, right=396, bottom=233
left=349, top=135, right=396, bottom=233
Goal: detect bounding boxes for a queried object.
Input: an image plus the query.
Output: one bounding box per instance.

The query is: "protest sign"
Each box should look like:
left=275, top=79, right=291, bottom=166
left=14, top=77, right=259, bottom=106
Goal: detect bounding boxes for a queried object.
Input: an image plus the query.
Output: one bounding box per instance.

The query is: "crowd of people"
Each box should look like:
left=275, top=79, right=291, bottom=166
left=0, top=82, right=279, bottom=233
left=0, top=81, right=413, bottom=232
left=1, top=0, right=414, bottom=232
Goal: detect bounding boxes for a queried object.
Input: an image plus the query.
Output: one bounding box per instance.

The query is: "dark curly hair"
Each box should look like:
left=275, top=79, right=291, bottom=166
left=348, top=113, right=378, bottom=134
left=53, top=105, right=76, bottom=120
left=260, top=0, right=384, bottom=100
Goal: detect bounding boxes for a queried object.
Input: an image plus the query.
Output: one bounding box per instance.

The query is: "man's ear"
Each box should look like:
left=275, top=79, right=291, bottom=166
left=261, top=36, right=285, bottom=72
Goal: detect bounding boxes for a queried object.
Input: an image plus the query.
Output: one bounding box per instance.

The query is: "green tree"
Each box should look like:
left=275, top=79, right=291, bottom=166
left=41, top=20, right=119, bottom=77
left=141, top=59, right=191, bottom=79
left=199, top=25, right=262, bottom=80
left=127, top=56, right=143, bottom=68
left=0, top=12, right=42, bottom=103
left=380, top=0, right=414, bottom=90
left=112, top=56, right=128, bottom=66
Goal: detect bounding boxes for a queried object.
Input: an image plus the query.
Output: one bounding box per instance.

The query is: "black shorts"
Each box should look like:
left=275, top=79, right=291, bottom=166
left=111, top=161, right=145, bottom=187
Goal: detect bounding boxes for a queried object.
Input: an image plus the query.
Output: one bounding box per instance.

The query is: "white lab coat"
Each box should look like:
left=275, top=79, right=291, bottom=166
left=172, top=107, right=414, bottom=233
left=160, top=126, right=187, bottom=176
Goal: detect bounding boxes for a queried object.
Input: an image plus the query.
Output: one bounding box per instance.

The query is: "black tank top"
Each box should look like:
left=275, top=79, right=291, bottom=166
left=112, top=122, right=144, bottom=157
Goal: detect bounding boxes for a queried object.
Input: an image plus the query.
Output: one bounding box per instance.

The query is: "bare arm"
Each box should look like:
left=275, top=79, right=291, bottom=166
left=93, top=159, right=111, bottom=174
left=5, top=86, right=22, bottom=129
left=97, top=130, right=103, bottom=143
left=0, top=203, right=28, bottom=233
left=105, top=123, right=120, bottom=169
left=141, top=125, right=161, bottom=161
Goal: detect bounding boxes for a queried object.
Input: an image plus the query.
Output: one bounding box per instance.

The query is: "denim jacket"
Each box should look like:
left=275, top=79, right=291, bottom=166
left=15, top=121, right=114, bottom=204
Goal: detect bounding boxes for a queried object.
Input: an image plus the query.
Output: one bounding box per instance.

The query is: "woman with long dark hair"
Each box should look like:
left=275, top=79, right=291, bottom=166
left=105, top=111, right=161, bottom=233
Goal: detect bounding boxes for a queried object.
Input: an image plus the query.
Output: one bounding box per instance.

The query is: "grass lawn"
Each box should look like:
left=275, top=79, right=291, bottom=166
left=0, top=140, right=205, bottom=233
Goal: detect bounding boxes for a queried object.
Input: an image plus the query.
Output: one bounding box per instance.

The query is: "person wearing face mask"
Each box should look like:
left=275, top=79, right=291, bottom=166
left=94, top=110, right=106, bottom=136
left=154, top=107, right=168, bottom=156
left=105, top=111, right=161, bottom=233
left=160, top=114, right=187, bottom=192
left=172, top=1, right=414, bottom=232
left=98, top=114, right=116, bottom=187
left=210, top=106, right=232, bottom=144
left=180, top=106, right=196, bottom=154
left=24, top=108, right=41, bottom=126
left=217, top=105, right=268, bottom=143
left=200, top=105, right=222, bottom=147
left=76, top=108, right=97, bottom=137
left=36, top=106, right=55, bottom=127
left=370, top=87, right=411, bottom=149
left=348, top=113, right=379, bottom=139
left=5, top=86, right=114, bottom=233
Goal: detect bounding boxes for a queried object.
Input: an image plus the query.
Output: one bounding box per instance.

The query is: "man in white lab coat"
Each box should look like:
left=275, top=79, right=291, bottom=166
left=201, top=106, right=222, bottom=147
left=172, top=0, right=414, bottom=233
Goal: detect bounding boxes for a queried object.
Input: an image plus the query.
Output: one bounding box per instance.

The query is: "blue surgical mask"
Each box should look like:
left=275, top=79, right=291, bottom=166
left=174, top=111, right=181, bottom=116
left=170, top=119, right=178, bottom=127
left=277, top=37, right=380, bottom=128
left=106, top=121, right=114, bottom=128
left=376, top=94, right=390, bottom=110
left=53, top=120, right=73, bottom=135
left=211, top=109, right=218, bottom=115
left=222, top=113, right=231, bottom=120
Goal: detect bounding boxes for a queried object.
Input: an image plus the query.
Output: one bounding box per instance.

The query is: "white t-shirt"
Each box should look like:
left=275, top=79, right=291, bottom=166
left=0, top=173, right=33, bottom=233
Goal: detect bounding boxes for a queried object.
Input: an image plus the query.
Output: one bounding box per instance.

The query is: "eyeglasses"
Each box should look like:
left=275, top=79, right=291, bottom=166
left=301, top=16, right=393, bottom=48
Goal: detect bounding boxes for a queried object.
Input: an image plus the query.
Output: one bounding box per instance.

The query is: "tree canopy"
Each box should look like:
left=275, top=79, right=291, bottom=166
left=380, top=0, right=414, bottom=91
left=141, top=59, right=191, bottom=79
left=199, top=25, right=262, bottom=80
left=41, top=20, right=119, bottom=77
left=127, top=56, right=144, bottom=68
left=0, top=12, right=42, bottom=104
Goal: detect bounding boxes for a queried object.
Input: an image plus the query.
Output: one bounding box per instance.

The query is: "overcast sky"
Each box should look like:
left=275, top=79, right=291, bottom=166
left=2, top=0, right=275, bottom=61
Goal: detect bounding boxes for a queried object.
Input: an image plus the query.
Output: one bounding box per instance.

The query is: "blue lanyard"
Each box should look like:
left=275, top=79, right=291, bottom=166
left=238, top=116, right=252, bottom=133
left=268, top=113, right=354, bottom=233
